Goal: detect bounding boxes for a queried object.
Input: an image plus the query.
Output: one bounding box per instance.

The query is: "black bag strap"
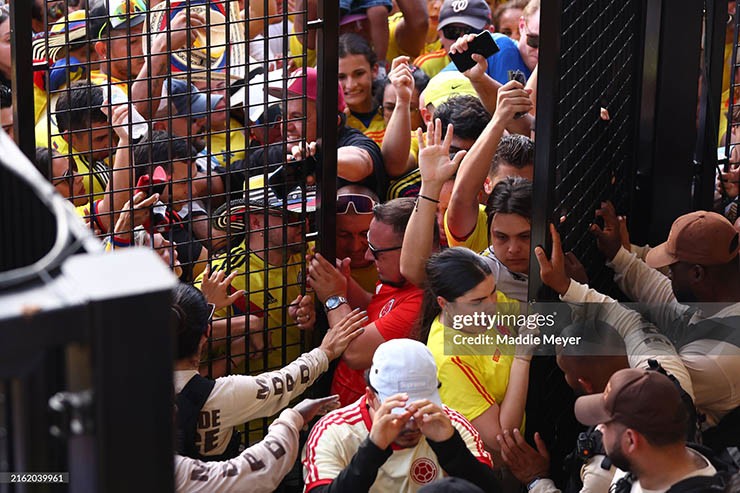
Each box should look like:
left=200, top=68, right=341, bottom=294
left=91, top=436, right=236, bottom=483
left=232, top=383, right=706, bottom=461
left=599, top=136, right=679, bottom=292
left=175, top=374, right=216, bottom=458
left=665, top=471, right=732, bottom=493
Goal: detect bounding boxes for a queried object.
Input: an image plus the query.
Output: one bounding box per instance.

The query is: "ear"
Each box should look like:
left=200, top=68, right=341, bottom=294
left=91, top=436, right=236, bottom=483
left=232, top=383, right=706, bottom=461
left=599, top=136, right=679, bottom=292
left=436, top=295, right=447, bottom=310
left=420, top=106, right=432, bottom=129
left=483, top=176, right=494, bottom=195
left=577, top=377, right=594, bottom=394
left=372, top=63, right=379, bottom=79
left=690, top=264, right=705, bottom=283
left=94, top=40, right=107, bottom=60
left=519, top=15, right=527, bottom=32
left=623, top=428, right=639, bottom=453
left=364, top=387, right=378, bottom=408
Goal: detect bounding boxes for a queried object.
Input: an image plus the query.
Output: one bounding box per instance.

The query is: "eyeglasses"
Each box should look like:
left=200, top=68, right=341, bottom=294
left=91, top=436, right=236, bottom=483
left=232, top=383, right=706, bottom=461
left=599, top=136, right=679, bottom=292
left=441, top=25, right=481, bottom=41
left=337, top=194, right=376, bottom=215
left=207, top=303, right=216, bottom=323
left=367, top=237, right=402, bottom=259
left=52, top=165, right=77, bottom=188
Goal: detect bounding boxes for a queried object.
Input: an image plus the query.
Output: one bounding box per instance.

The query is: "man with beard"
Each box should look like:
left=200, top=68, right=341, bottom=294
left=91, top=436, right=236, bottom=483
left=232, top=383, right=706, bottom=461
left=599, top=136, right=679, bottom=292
left=592, top=206, right=740, bottom=436
left=302, top=339, right=498, bottom=492
left=308, top=198, right=429, bottom=406
left=575, top=368, right=717, bottom=493
left=497, top=369, right=719, bottom=493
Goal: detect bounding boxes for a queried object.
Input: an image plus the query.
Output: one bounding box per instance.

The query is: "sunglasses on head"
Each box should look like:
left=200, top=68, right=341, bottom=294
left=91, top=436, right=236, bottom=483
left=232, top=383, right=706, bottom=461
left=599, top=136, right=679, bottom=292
left=337, top=194, right=376, bottom=215
left=441, top=25, right=481, bottom=41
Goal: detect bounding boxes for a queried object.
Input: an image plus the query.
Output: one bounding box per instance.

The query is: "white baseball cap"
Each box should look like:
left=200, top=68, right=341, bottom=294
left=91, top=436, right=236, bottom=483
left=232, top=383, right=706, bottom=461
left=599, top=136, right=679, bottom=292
left=369, top=339, right=442, bottom=414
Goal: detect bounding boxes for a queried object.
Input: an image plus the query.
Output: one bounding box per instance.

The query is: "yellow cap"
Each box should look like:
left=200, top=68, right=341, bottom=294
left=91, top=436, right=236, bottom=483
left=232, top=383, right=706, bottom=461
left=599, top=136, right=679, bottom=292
left=420, top=71, right=479, bottom=109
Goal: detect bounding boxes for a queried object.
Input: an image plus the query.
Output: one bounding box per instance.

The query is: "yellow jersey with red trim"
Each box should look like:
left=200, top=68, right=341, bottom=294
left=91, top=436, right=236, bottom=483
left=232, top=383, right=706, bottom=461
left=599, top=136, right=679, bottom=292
left=387, top=12, right=443, bottom=62
left=346, top=110, right=387, bottom=147
left=443, top=204, right=488, bottom=254
left=194, top=240, right=309, bottom=371
left=414, top=49, right=450, bottom=80
left=426, top=291, right=524, bottom=424
left=209, top=118, right=248, bottom=168
left=302, top=395, right=493, bottom=492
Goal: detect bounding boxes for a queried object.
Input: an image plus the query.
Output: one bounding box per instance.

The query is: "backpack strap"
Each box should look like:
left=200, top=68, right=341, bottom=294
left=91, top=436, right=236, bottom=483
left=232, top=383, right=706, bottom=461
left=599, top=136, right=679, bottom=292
left=175, top=374, right=216, bottom=458
left=665, top=472, right=731, bottom=493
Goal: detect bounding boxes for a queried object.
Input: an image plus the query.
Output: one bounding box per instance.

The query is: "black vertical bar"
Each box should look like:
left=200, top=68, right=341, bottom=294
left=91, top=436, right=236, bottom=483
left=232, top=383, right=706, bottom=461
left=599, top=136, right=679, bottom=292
left=8, top=0, right=37, bottom=167
left=528, top=0, right=562, bottom=302
left=694, top=0, right=729, bottom=211
left=92, top=292, right=174, bottom=493
left=316, top=1, right=339, bottom=263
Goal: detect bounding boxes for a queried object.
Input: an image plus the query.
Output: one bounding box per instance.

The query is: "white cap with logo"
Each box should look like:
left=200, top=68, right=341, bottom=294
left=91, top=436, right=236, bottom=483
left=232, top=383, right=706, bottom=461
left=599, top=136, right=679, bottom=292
left=369, top=339, right=443, bottom=414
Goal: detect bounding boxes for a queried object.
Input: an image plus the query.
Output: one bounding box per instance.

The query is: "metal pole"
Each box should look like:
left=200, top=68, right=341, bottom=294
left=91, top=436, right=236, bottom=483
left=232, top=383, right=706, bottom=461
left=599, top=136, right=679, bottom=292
left=8, top=0, right=37, bottom=167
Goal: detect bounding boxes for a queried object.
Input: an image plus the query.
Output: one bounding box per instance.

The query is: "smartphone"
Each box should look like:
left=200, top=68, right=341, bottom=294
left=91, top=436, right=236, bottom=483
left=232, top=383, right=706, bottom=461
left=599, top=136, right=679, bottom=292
left=508, top=70, right=528, bottom=120
left=449, top=31, right=500, bottom=73
left=135, top=165, right=168, bottom=197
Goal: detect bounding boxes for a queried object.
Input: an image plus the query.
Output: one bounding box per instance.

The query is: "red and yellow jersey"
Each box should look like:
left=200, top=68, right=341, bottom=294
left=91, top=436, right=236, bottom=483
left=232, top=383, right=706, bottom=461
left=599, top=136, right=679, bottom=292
left=443, top=204, right=489, bottom=254
left=350, top=264, right=379, bottom=294
left=388, top=12, right=443, bottom=62
left=194, top=240, right=308, bottom=371
left=346, top=110, right=387, bottom=147
left=331, top=281, right=424, bottom=406
left=414, top=49, right=450, bottom=80
left=426, top=291, right=524, bottom=424
left=302, top=395, right=493, bottom=492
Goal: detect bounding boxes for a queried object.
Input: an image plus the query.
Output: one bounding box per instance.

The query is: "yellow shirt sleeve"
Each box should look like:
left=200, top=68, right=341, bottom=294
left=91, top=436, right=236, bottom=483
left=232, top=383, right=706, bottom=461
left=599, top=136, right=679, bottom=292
left=444, top=204, right=489, bottom=253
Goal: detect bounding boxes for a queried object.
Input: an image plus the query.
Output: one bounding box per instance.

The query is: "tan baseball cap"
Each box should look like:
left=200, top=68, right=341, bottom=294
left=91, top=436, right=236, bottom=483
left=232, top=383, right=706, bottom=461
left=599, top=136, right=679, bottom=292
left=645, top=211, right=740, bottom=268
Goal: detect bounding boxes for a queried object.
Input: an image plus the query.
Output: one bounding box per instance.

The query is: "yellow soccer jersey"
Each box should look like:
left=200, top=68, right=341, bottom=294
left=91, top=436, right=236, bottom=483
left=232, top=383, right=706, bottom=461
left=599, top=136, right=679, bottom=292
left=288, top=32, right=317, bottom=68
left=426, top=290, right=522, bottom=423
left=350, top=264, right=378, bottom=294
left=45, top=133, right=110, bottom=201
left=209, top=118, right=248, bottom=168
left=387, top=12, right=443, bottom=62
left=302, top=396, right=493, bottom=492
left=194, top=241, right=307, bottom=371
left=414, top=49, right=450, bottom=80
left=346, top=110, right=386, bottom=147
left=443, top=204, right=488, bottom=254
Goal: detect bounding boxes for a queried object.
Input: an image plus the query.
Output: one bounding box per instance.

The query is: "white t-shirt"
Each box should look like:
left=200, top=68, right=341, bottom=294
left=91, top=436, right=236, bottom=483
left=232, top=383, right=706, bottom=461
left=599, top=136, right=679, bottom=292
left=479, top=247, right=529, bottom=303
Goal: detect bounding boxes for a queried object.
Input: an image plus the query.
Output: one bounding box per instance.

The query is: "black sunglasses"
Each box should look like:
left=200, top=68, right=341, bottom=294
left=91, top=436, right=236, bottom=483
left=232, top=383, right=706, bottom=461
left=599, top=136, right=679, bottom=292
left=442, top=25, right=481, bottom=41
left=367, top=239, right=402, bottom=259
left=525, top=33, right=539, bottom=49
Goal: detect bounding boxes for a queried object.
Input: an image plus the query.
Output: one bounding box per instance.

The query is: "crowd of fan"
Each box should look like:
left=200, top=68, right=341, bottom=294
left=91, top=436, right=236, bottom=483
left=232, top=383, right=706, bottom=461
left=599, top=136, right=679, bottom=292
left=2, top=0, right=740, bottom=492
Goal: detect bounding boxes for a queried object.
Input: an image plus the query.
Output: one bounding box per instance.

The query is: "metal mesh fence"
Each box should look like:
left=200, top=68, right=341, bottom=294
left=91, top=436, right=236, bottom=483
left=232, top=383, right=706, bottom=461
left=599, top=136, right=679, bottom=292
left=539, top=0, right=641, bottom=296
left=7, top=0, right=330, bottom=458
left=721, top=3, right=740, bottom=223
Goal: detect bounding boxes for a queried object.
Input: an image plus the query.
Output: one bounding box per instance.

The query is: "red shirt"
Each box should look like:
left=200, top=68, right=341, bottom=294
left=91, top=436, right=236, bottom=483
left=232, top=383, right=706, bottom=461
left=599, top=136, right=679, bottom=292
left=331, top=281, right=424, bottom=406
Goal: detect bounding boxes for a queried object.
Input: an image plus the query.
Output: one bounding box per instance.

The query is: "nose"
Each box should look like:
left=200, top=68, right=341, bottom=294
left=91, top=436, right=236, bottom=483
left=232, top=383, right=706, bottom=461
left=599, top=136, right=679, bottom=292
left=351, top=235, right=365, bottom=253
left=364, top=247, right=375, bottom=263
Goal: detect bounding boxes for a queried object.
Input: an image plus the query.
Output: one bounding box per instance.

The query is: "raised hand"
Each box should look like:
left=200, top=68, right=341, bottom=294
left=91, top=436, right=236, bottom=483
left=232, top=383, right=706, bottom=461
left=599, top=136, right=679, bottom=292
left=388, top=56, right=414, bottom=104
left=293, top=395, right=342, bottom=427
left=319, top=308, right=368, bottom=360
left=416, top=118, right=466, bottom=192
left=307, top=252, right=347, bottom=303
left=407, top=399, right=454, bottom=443
left=200, top=264, right=245, bottom=310
left=369, top=394, right=412, bottom=450
left=449, top=34, right=488, bottom=83
left=113, top=191, right=159, bottom=239
left=492, top=79, right=533, bottom=125
left=590, top=201, right=623, bottom=261
left=288, top=293, right=316, bottom=330
left=498, top=429, right=550, bottom=485
left=533, top=224, right=571, bottom=295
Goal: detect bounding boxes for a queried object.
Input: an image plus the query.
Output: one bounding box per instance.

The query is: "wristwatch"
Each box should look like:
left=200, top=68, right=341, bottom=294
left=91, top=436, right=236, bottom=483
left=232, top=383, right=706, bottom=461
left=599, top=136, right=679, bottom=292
left=527, top=478, right=542, bottom=491
left=324, top=295, right=348, bottom=312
